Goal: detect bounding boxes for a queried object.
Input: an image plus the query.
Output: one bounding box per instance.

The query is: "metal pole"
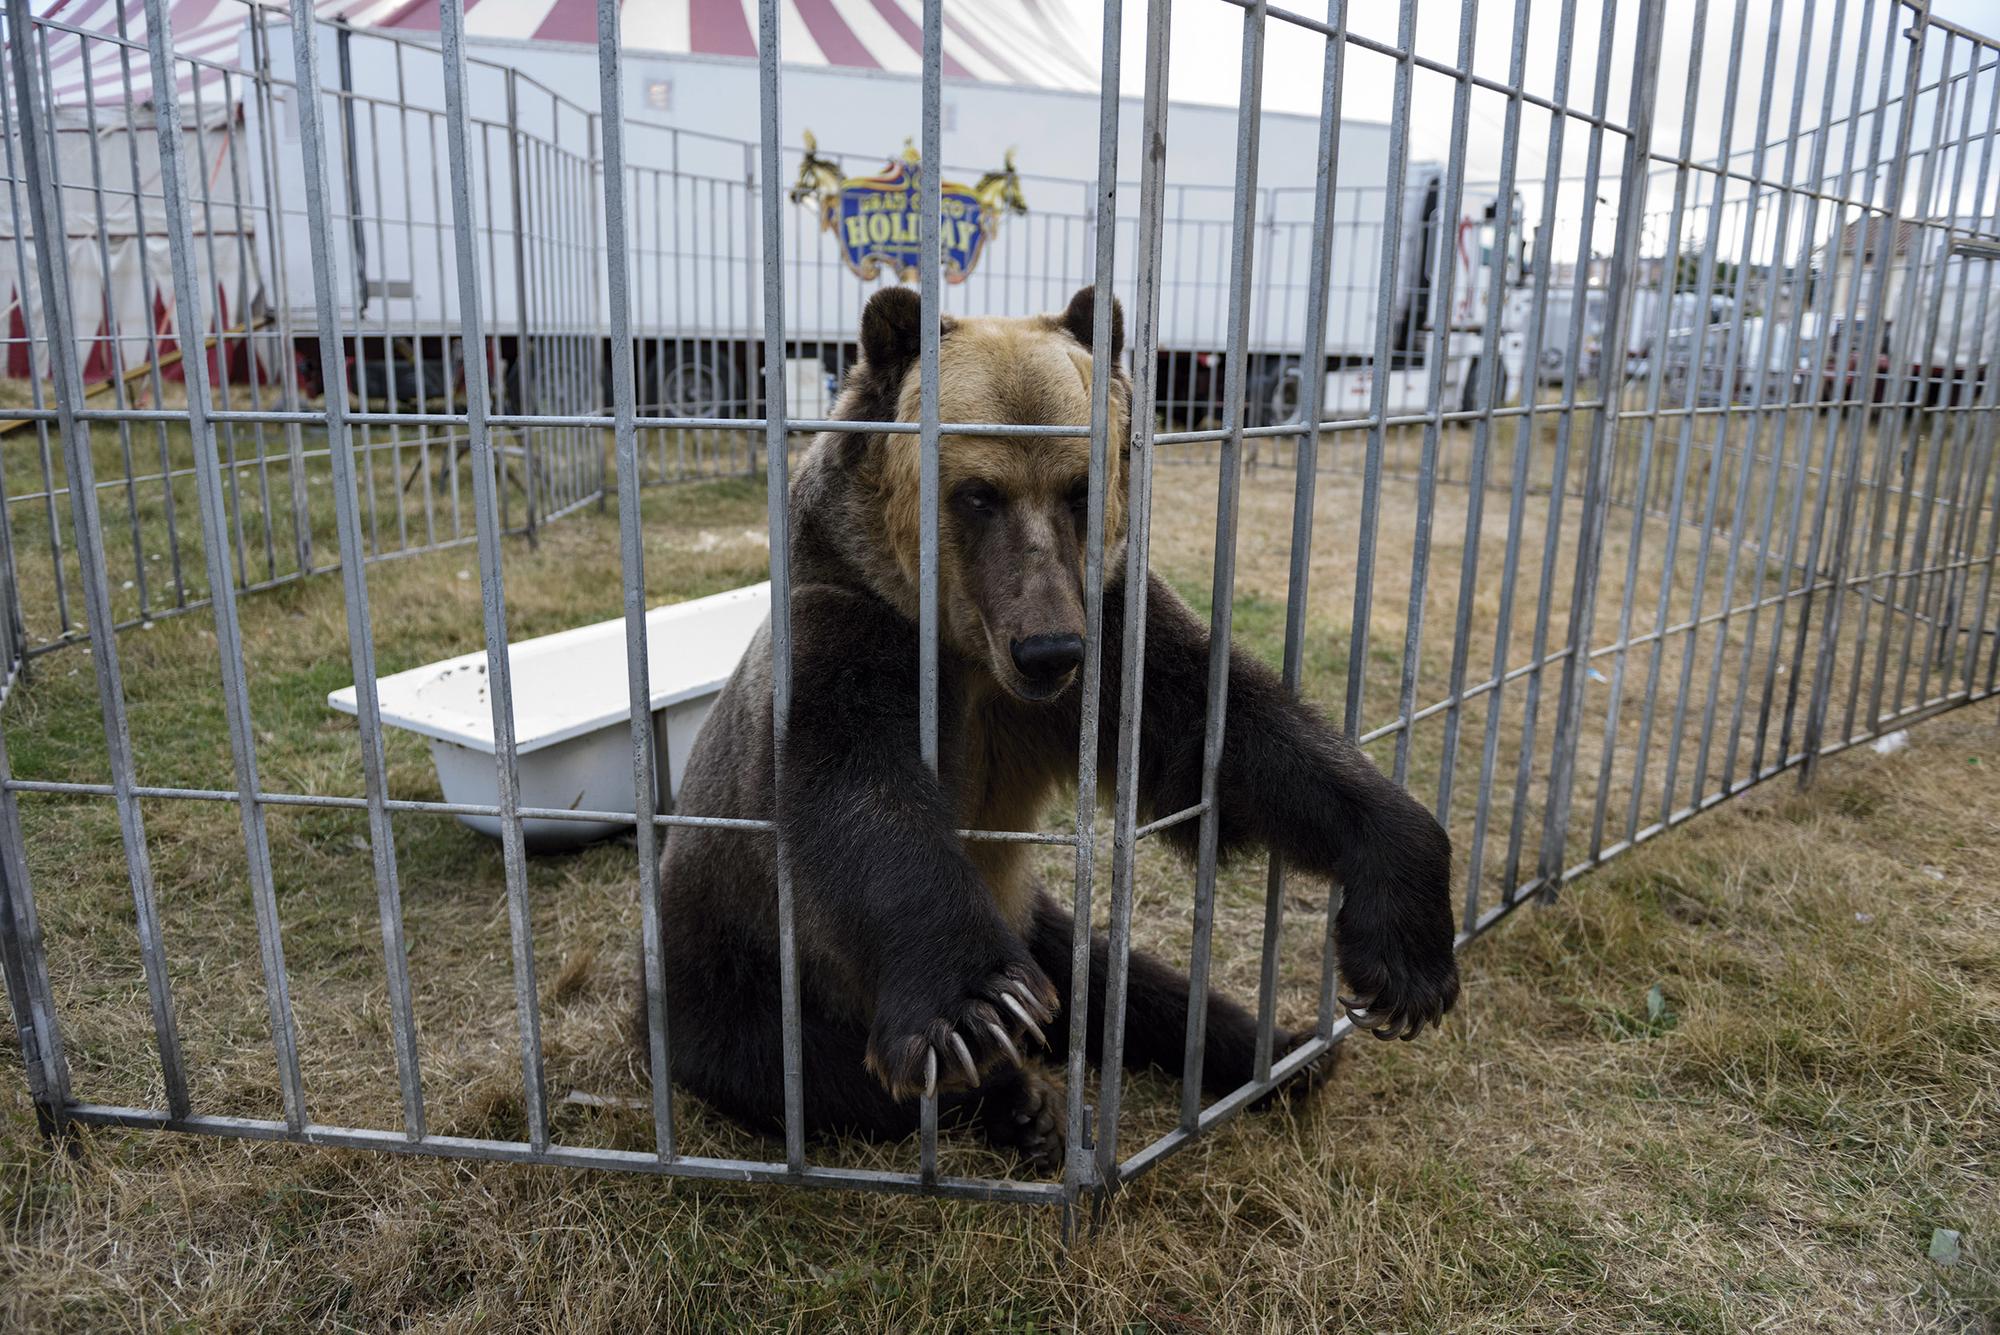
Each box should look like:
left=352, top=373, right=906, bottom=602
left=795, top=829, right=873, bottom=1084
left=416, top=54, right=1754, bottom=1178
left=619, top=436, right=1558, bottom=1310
left=1076, top=0, right=1126, bottom=1200
left=336, top=21, right=368, bottom=319
left=1343, top=0, right=1417, bottom=738
left=438, top=0, right=550, bottom=1154
left=142, top=0, right=307, bottom=1131
left=1268, top=0, right=1352, bottom=1044
left=246, top=3, right=312, bottom=579
left=4, top=0, right=189, bottom=1119
left=743, top=140, right=761, bottom=478
left=1390, top=0, right=1481, bottom=790
left=74, top=55, right=150, bottom=620
left=594, top=0, right=675, bottom=1162
left=915, top=0, right=945, bottom=1187
left=1464, top=0, right=1583, bottom=909
left=1097, top=0, right=1177, bottom=1200
left=1587, top=0, right=1716, bottom=857
left=0, top=745, right=68, bottom=1131
left=1181, top=0, right=1266, bottom=1128
left=506, top=71, right=537, bottom=538
left=1441, top=0, right=1531, bottom=932
left=1800, top=4, right=1933, bottom=777
left=287, top=0, right=426, bottom=1140
left=755, top=0, right=807, bottom=1175
left=1536, top=0, right=1670, bottom=889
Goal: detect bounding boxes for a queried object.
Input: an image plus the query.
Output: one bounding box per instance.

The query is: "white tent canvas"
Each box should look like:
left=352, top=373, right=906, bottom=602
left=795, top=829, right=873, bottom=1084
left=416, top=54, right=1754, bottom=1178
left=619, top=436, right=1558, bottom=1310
left=2, top=103, right=267, bottom=386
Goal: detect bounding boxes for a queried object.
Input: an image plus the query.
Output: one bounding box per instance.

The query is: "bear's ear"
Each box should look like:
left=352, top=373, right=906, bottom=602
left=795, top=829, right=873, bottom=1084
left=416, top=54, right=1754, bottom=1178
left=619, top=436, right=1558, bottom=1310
left=1058, top=285, right=1124, bottom=360
left=860, top=284, right=954, bottom=381
left=860, top=285, right=922, bottom=374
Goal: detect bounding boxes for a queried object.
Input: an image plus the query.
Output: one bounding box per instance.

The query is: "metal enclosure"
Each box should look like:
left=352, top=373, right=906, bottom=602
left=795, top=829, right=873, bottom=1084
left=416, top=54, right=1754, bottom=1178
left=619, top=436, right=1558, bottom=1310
left=0, top=0, right=1997, bottom=1228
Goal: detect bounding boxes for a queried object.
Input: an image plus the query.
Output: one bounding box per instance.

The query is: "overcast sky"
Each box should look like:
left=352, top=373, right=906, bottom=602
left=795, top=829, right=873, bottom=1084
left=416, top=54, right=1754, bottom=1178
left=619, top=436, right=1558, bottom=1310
left=1084, top=0, right=1999, bottom=146
left=1072, top=1, right=2000, bottom=189
left=1055, top=0, right=2000, bottom=257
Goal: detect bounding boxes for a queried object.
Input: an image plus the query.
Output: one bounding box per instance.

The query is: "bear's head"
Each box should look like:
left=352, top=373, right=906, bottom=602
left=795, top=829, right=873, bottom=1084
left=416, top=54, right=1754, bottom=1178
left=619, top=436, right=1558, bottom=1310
left=832, top=284, right=1131, bottom=704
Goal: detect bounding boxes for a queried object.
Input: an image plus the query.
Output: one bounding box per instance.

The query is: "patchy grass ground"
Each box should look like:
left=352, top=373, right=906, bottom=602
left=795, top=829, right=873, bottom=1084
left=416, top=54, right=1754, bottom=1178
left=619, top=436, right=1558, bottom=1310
left=0, top=446, right=1995, bottom=1330
left=0, top=698, right=1992, bottom=1331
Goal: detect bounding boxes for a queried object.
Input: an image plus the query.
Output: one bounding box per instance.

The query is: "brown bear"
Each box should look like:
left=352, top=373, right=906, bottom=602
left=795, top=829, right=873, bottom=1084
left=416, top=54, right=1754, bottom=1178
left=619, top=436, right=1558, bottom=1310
left=645, top=285, right=1457, bottom=1172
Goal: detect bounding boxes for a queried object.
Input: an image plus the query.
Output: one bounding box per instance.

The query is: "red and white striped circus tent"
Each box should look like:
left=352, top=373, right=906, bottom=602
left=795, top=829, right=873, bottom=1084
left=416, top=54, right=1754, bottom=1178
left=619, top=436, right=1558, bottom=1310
left=5, top=0, right=397, bottom=386
left=25, top=0, right=1098, bottom=105
left=378, top=0, right=1099, bottom=88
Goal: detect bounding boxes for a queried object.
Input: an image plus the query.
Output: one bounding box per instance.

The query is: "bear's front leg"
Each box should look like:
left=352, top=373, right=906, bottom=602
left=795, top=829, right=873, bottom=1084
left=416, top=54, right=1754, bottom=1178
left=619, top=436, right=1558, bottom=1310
left=1102, top=572, right=1461, bottom=1042
left=780, top=585, right=1057, bottom=1102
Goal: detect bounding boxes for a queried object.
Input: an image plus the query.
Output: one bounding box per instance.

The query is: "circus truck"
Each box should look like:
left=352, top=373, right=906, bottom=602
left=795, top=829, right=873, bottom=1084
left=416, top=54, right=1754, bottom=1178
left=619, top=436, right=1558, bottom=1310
left=7, top=0, right=1505, bottom=430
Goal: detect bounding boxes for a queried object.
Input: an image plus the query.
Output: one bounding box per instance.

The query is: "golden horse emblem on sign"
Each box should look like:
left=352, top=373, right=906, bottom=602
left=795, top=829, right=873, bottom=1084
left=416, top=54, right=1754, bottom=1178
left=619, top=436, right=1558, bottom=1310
left=790, top=131, right=1027, bottom=284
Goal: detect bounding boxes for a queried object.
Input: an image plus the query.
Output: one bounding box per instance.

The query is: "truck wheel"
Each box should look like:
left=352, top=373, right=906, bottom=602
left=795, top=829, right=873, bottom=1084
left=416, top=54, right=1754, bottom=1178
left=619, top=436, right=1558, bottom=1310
left=1460, top=357, right=1508, bottom=412
left=1248, top=358, right=1302, bottom=428
left=503, top=345, right=537, bottom=415
left=648, top=345, right=739, bottom=419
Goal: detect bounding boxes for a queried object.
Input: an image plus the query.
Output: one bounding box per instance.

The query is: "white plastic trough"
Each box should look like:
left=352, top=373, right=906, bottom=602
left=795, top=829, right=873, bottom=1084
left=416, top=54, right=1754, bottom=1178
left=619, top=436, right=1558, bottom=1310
left=328, top=582, right=770, bottom=851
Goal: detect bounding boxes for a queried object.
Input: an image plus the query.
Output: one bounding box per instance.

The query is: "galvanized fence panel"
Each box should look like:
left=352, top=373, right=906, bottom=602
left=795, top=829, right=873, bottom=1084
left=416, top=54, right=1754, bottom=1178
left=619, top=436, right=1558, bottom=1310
left=0, top=0, right=1993, bottom=1226
left=0, top=7, right=605, bottom=665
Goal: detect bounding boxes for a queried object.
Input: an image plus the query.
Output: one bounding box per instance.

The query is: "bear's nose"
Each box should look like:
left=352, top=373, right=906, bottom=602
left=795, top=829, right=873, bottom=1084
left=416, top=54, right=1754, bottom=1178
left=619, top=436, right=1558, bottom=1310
left=1010, top=633, right=1085, bottom=683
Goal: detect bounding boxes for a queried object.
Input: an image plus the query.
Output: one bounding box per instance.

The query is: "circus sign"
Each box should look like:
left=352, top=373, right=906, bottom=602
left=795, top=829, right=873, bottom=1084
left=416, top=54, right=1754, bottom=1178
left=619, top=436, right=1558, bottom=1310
left=791, top=134, right=1027, bottom=284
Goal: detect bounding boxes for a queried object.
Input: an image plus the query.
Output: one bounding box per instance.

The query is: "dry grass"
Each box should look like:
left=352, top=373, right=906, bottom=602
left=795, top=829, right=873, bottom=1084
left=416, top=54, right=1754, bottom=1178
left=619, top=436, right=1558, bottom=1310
left=0, top=427, right=1996, bottom=1330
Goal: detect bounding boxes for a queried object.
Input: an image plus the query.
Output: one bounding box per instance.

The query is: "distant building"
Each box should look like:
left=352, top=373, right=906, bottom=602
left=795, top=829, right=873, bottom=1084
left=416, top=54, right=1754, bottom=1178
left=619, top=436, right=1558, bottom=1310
left=1814, top=217, right=1923, bottom=327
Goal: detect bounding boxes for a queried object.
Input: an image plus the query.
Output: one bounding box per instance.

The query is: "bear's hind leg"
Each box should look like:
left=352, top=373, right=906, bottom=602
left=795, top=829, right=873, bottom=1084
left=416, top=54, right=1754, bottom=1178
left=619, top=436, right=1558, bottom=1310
left=963, top=1063, right=1065, bottom=1175
left=1025, top=889, right=1328, bottom=1100
left=661, top=946, right=1068, bottom=1170
left=662, top=948, right=920, bottom=1142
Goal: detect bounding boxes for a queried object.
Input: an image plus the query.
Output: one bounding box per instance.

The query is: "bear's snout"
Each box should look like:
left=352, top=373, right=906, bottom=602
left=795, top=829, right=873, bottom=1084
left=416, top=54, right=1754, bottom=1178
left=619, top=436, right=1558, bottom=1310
left=1010, top=633, right=1084, bottom=691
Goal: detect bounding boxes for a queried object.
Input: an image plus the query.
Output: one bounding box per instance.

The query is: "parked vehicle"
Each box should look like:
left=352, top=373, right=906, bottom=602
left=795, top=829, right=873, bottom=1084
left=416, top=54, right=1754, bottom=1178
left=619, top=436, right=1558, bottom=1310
left=346, top=338, right=463, bottom=410
left=1818, top=319, right=1896, bottom=405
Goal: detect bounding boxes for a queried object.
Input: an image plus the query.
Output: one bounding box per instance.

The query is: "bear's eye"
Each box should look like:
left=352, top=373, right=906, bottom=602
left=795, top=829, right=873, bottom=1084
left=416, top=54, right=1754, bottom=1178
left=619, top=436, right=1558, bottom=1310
left=954, top=482, right=1003, bottom=517
left=1067, top=482, right=1091, bottom=515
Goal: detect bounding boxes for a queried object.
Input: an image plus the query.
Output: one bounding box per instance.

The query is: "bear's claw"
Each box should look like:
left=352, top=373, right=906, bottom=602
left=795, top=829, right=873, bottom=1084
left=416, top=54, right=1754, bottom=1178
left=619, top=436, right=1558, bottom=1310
left=869, top=959, right=1059, bottom=1103
left=999, top=993, right=1049, bottom=1049
left=947, top=1031, right=980, bottom=1087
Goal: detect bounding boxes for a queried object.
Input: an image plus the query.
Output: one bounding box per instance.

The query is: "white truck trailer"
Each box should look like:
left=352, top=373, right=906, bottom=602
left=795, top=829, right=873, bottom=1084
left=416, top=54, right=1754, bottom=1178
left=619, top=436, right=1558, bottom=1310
left=235, top=10, right=1502, bottom=428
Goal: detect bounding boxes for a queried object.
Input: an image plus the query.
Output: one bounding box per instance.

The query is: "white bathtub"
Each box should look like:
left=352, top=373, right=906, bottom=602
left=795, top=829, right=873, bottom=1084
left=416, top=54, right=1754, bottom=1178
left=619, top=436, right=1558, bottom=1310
left=328, top=582, right=769, bottom=851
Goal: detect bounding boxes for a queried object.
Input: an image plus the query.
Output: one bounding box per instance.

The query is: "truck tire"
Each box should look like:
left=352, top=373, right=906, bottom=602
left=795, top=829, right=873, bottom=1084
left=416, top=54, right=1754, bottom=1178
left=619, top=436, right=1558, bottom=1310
left=1460, top=356, right=1508, bottom=413
left=1247, top=358, right=1302, bottom=428
left=645, top=344, right=741, bottom=419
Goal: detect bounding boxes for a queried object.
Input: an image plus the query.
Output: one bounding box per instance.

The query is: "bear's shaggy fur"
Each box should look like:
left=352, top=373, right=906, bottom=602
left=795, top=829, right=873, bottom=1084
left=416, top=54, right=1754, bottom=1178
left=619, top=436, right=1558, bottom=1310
left=644, top=286, right=1458, bottom=1171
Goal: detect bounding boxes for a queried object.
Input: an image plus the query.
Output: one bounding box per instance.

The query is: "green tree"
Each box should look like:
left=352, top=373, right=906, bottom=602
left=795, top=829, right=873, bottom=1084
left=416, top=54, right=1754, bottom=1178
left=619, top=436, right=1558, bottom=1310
left=1675, top=249, right=1737, bottom=292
